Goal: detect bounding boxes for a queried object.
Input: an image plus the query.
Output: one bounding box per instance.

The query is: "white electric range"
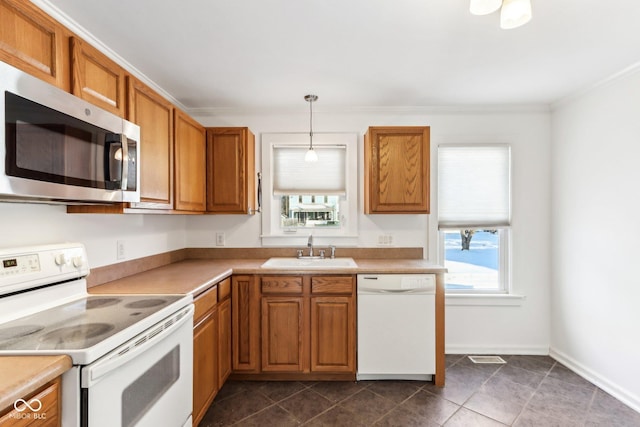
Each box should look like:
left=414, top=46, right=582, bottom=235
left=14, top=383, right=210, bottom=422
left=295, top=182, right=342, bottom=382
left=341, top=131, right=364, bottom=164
left=0, top=243, right=194, bottom=427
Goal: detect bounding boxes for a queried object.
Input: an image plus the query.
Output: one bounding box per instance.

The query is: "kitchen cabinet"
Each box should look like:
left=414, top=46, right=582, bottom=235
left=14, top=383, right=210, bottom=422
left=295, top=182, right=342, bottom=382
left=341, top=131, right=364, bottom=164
left=70, top=37, right=126, bottom=117
left=217, top=278, right=232, bottom=385
left=0, top=0, right=68, bottom=90
left=126, top=76, right=174, bottom=210
left=261, top=276, right=306, bottom=372
left=231, top=275, right=261, bottom=373
left=205, top=127, right=256, bottom=214
left=232, top=274, right=355, bottom=379
left=364, top=126, right=430, bottom=214
left=174, top=109, right=206, bottom=212
left=0, top=377, right=61, bottom=426
left=192, top=285, right=218, bottom=427
left=310, top=276, right=355, bottom=373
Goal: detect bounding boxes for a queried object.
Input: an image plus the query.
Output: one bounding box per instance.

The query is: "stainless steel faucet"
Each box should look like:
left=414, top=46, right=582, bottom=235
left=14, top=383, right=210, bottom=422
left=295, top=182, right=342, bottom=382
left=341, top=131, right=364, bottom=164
left=307, top=235, right=314, bottom=257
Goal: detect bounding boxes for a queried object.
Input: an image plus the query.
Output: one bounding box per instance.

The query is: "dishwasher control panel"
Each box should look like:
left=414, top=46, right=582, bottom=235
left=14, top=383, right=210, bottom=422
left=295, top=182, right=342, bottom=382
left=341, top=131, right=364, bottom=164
left=357, top=274, right=436, bottom=293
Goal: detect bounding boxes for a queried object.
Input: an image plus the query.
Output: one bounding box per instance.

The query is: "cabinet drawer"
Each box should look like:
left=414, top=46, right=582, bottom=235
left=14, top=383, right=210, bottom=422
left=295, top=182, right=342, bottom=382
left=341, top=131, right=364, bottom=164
left=0, top=378, right=60, bottom=426
left=261, top=276, right=303, bottom=294
left=194, top=286, right=217, bottom=323
left=217, top=278, right=231, bottom=301
left=311, top=276, right=354, bottom=294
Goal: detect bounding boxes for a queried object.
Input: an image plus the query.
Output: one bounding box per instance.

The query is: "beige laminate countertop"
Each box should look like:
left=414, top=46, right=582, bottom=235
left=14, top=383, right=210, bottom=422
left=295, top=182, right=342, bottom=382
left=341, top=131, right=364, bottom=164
left=89, top=258, right=446, bottom=297
left=0, top=355, right=72, bottom=413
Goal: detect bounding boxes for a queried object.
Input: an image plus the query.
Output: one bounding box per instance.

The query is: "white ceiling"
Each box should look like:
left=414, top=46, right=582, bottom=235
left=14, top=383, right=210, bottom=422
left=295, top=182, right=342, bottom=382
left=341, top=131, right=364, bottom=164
left=38, top=0, right=640, bottom=112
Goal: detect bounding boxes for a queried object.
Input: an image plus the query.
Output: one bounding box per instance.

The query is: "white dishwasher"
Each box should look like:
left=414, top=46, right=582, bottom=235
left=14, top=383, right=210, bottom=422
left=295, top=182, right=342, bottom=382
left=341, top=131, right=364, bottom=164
left=357, top=274, right=436, bottom=381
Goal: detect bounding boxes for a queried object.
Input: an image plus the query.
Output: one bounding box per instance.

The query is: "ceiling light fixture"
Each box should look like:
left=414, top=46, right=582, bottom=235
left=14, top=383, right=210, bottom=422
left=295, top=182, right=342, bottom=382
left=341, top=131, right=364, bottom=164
left=470, top=0, right=532, bottom=29
left=304, top=94, right=318, bottom=162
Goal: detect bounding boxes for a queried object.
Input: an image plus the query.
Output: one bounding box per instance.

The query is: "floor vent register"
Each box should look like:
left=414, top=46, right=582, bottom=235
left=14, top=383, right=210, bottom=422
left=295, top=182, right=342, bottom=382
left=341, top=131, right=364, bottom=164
left=468, top=355, right=507, bottom=364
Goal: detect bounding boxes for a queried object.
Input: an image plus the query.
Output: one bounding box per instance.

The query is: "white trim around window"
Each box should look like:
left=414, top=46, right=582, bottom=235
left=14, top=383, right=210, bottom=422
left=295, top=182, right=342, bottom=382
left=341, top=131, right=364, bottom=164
left=260, top=132, right=359, bottom=247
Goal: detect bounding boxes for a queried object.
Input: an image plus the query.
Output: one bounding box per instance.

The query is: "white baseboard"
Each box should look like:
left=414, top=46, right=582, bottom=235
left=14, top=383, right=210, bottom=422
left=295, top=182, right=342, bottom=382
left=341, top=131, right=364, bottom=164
left=445, top=344, right=549, bottom=355
left=550, top=347, right=640, bottom=413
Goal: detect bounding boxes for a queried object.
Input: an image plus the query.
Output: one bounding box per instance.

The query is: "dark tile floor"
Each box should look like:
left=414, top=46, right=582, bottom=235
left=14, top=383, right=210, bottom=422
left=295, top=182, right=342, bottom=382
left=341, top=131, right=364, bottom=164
left=198, top=355, right=640, bottom=426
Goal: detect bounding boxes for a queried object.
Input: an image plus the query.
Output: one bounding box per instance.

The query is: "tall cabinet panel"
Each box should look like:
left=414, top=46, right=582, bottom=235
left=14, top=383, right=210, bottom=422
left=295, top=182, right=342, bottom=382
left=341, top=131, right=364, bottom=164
left=364, top=126, right=430, bottom=214
left=127, top=76, right=174, bottom=209
left=206, top=127, right=256, bottom=214
left=0, top=0, right=68, bottom=89
left=174, top=109, right=206, bottom=212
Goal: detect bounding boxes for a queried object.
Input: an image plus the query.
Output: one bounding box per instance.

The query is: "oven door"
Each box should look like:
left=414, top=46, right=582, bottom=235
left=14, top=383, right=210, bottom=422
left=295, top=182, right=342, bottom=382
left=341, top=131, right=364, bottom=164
left=80, top=305, right=193, bottom=427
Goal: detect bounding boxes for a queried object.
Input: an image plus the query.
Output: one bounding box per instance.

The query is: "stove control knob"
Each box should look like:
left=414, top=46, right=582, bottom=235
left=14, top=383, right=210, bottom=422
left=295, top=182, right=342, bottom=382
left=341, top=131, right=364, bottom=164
left=54, top=253, right=67, bottom=266
left=72, top=256, right=84, bottom=268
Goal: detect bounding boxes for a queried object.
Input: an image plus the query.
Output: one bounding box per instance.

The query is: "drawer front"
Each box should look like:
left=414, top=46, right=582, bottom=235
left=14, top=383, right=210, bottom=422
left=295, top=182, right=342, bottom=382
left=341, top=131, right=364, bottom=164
left=261, top=276, right=303, bottom=294
left=0, top=378, right=60, bottom=426
left=311, top=276, right=354, bottom=294
left=194, top=286, right=218, bottom=323
left=217, top=278, right=231, bottom=301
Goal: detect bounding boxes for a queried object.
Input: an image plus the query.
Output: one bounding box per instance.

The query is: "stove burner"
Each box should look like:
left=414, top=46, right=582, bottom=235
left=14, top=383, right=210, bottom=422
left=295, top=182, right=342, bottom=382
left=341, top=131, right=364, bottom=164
left=40, top=323, right=115, bottom=344
left=125, top=299, right=167, bottom=309
left=85, top=297, right=122, bottom=310
left=0, top=324, right=44, bottom=341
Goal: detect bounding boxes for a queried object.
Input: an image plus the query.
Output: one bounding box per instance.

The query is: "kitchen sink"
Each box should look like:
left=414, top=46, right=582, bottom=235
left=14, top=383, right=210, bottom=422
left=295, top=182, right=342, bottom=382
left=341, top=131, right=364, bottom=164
left=261, top=257, right=358, bottom=269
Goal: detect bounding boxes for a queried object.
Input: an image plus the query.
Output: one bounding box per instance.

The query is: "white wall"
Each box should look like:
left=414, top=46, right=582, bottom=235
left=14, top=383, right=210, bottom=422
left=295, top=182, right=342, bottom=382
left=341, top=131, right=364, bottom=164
left=191, top=107, right=552, bottom=355
left=550, top=70, right=640, bottom=411
left=0, top=203, right=186, bottom=268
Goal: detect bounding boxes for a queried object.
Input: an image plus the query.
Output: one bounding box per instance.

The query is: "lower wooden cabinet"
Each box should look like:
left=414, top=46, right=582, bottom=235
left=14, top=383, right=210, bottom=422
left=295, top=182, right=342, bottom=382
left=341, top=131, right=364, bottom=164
left=232, top=274, right=355, bottom=379
left=192, top=286, right=218, bottom=426
left=261, top=296, right=306, bottom=372
left=0, top=377, right=61, bottom=426
left=231, top=275, right=260, bottom=373
left=217, top=280, right=232, bottom=385
left=311, top=296, right=355, bottom=372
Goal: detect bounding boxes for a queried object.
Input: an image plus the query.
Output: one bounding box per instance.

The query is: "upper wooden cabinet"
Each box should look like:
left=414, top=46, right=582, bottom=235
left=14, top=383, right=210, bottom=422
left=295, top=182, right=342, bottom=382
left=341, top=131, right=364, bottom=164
left=70, top=37, right=126, bottom=117
left=206, top=127, right=256, bottom=214
left=364, top=126, right=430, bottom=214
left=0, top=0, right=68, bottom=89
left=174, top=109, right=206, bottom=212
left=127, top=76, right=174, bottom=209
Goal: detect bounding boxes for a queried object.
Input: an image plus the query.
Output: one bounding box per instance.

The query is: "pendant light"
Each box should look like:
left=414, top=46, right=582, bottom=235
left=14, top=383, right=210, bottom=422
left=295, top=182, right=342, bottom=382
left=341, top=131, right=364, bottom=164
left=470, top=0, right=502, bottom=15
left=500, top=0, right=532, bottom=29
left=304, top=94, right=318, bottom=162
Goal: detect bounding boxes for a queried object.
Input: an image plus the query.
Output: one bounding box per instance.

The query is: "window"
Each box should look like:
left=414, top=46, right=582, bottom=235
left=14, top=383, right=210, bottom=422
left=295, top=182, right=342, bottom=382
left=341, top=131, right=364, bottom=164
left=261, top=133, right=358, bottom=246
left=438, top=145, right=511, bottom=293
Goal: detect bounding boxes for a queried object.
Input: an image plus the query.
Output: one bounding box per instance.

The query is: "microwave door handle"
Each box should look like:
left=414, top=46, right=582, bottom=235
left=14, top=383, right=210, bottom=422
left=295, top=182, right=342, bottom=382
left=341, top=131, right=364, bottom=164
left=119, top=134, right=128, bottom=191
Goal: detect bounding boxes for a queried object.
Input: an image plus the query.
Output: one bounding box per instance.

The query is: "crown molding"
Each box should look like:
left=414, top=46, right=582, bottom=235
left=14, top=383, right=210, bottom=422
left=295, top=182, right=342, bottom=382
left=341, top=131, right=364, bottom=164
left=31, top=0, right=188, bottom=112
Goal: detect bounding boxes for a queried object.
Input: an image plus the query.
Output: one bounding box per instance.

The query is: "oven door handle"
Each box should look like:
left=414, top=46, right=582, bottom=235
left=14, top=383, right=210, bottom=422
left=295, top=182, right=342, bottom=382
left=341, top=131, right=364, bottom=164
left=82, top=305, right=194, bottom=387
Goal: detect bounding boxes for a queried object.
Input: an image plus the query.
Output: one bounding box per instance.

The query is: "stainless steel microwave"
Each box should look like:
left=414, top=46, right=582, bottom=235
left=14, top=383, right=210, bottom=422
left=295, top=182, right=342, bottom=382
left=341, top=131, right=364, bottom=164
left=0, top=61, right=140, bottom=204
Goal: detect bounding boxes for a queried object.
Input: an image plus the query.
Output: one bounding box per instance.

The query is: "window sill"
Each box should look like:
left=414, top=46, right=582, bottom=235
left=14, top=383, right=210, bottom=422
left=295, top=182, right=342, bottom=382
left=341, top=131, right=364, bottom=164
left=445, top=293, right=526, bottom=306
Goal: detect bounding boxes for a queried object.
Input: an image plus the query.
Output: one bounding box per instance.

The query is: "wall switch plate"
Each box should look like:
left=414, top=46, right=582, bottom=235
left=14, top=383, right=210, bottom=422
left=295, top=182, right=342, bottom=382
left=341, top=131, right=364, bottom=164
left=216, top=232, right=225, bottom=246
left=116, top=240, right=125, bottom=260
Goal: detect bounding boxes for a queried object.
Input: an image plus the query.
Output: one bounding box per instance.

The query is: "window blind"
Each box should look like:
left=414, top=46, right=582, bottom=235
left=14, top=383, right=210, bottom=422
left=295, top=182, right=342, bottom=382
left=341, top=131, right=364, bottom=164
left=273, top=145, right=347, bottom=195
left=438, top=144, right=511, bottom=228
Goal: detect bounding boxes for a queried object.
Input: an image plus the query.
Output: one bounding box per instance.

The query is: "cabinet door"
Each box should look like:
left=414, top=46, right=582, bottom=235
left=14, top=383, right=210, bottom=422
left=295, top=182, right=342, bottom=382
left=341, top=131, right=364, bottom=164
left=127, top=77, right=174, bottom=209
left=192, top=308, right=218, bottom=426
left=206, top=127, right=255, bottom=214
left=217, top=297, right=232, bottom=385
left=261, top=297, right=305, bottom=372
left=0, top=377, right=61, bottom=426
left=364, top=126, right=430, bottom=214
left=174, top=109, right=206, bottom=212
left=70, top=37, right=126, bottom=117
left=232, top=275, right=260, bottom=372
left=0, top=0, right=68, bottom=89
left=310, top=296, right=355, bottom=373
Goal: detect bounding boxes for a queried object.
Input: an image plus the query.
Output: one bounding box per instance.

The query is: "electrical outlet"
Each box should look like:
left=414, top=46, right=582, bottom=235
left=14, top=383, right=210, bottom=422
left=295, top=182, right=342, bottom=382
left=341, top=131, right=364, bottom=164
left=377, top=235, right=393, bottom=245
left=215, top=232, right=225, bottom=246
left=116, top=240, right=125, bottom=260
